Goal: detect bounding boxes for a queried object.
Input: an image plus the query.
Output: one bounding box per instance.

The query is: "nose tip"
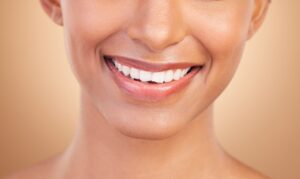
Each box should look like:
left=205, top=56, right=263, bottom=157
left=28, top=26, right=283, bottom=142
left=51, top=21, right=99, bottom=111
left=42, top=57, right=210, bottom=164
left=126, top=1, right=187, bottom=52
left=127, top=22, right=186, bottom=52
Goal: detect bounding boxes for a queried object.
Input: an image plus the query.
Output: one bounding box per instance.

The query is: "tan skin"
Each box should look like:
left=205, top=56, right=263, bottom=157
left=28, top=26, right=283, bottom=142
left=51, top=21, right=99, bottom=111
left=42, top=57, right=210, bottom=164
left=5, top=0, right=271, bottom=178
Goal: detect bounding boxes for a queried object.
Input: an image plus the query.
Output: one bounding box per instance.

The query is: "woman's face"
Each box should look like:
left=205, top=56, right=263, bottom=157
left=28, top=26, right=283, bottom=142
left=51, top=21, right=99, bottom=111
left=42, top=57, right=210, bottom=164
left=44, top=0, right=268, bottom=139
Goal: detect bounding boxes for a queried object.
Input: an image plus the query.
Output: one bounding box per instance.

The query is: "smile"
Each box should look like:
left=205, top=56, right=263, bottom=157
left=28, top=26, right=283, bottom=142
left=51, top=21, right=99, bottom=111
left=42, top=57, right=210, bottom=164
left=113, top=59, right=192, bottom=83
left=103, top=55, right=204, bottom=102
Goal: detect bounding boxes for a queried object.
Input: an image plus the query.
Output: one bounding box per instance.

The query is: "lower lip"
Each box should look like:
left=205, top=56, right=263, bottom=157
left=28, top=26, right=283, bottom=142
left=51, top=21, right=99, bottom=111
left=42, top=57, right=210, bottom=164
left=104, top=58, right=201, bottom=102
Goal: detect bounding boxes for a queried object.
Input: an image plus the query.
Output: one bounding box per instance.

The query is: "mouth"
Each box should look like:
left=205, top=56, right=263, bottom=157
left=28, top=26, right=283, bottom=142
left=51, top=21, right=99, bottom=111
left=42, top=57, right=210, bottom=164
left=102, top=55, right=205, bottom=102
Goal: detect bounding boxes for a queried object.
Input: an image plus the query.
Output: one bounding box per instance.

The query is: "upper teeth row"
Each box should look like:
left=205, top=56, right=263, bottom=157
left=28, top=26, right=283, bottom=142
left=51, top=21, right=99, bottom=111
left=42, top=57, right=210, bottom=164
left=112, top=60, right=191, bottom=83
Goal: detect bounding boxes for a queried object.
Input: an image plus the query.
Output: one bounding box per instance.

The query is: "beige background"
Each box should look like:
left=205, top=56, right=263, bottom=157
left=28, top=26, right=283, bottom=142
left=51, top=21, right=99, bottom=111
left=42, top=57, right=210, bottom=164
left=0, top=1, right=299, bottom=178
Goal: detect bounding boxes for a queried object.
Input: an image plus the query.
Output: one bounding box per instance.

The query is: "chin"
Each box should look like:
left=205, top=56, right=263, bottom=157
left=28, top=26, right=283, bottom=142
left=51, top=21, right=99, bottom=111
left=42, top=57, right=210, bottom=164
left=116, top=125, right=181, bottom=140
left=107, top=112, right=188, bottom=140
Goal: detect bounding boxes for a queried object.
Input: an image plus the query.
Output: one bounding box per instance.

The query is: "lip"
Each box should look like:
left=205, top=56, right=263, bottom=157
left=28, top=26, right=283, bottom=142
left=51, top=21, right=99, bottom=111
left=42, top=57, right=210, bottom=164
left=107, top=55, right=200, bottom=72
left=103, top=55, right=203, bottom=102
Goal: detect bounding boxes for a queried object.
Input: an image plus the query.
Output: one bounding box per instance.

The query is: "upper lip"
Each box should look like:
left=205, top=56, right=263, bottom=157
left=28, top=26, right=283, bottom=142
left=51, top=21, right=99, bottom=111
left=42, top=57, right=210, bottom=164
left=103, top=55, right=203, bottom=72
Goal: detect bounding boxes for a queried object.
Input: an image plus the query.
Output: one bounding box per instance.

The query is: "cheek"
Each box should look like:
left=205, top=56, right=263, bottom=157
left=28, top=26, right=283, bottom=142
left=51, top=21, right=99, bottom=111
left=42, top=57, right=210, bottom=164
left=62, top=2, right=126, bottom=52
left=193, top=12, right=250, bottom=62
left=204, top=20, right=249, bottom=100
left=204, top=19, right=248, bottom=83
left=61, top=1, right=131, bottom=88
left=185, top=2, right=252, bottom=64
left=185, top=4, right=253, bottom=103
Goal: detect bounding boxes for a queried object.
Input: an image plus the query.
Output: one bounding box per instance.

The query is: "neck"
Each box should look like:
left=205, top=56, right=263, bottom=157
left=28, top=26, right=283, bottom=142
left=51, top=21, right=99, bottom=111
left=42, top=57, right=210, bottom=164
left=57, top=92, right=227, bottom=179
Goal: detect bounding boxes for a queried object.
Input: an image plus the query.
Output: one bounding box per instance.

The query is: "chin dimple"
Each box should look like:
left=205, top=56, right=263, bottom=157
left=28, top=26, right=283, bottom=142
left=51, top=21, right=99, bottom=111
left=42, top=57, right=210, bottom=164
left=112, top=59, right=191, bottom=84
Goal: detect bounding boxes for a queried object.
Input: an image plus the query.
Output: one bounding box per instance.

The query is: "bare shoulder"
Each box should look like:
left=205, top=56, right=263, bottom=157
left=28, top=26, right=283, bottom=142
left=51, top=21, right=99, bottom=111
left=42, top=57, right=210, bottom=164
left=226, top=155, right=271, bottom=179
left=236, top=166, right=271, bottom=179
left=2, top=155, right=60, bottom=179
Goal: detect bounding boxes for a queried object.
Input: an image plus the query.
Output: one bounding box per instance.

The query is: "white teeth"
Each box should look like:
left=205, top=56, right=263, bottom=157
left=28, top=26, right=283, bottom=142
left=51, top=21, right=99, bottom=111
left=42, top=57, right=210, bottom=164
left=151, top=71, right=165, bottom=83
left=130, top=67, right=139, bottom=79
left=173, top=69, right=182, bottom=80
left=140, top=70, right=152, bottom=82
left=164, top=70, right=174, bottom=83
left=181, top=68, right=189, bottom=77
left=112, top=60, right=192, bottom=83
left=122, top=65, right=130, bottom=76
left=116, top=62, right=122, bottom=72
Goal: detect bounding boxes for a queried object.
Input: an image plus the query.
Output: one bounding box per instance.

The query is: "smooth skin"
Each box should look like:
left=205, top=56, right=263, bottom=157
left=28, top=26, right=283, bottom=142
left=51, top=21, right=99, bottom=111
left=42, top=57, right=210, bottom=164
left=5, top=0, right=270, bottom=178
